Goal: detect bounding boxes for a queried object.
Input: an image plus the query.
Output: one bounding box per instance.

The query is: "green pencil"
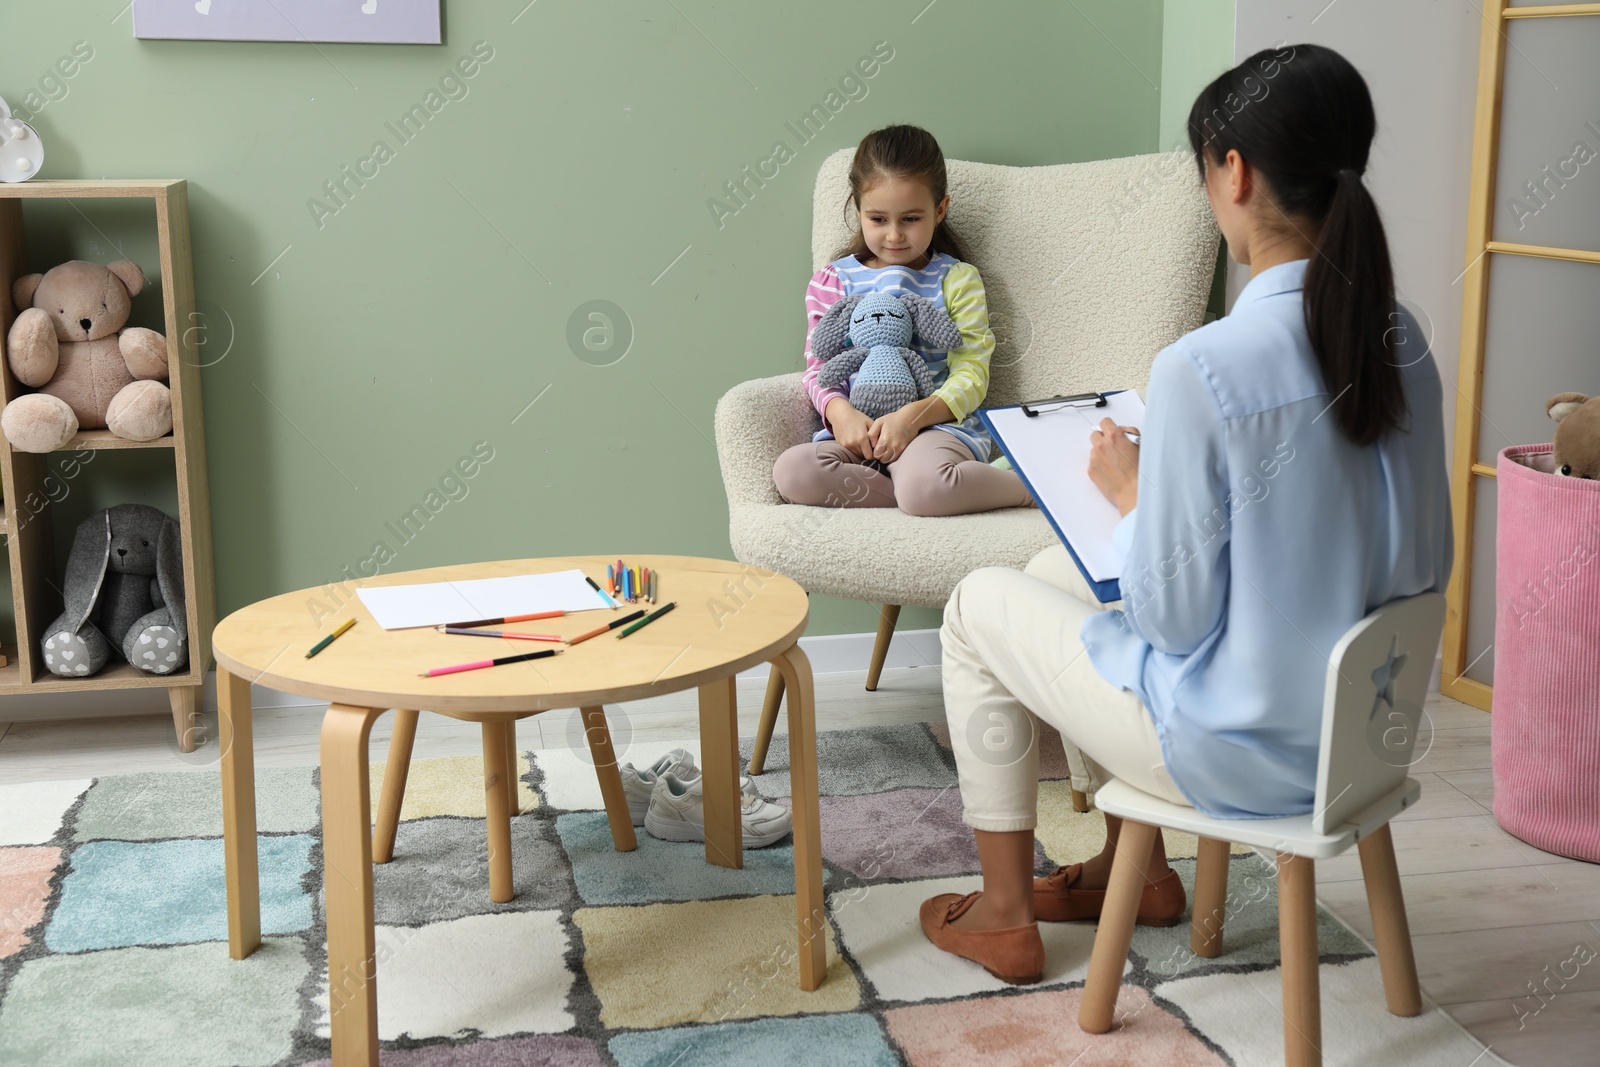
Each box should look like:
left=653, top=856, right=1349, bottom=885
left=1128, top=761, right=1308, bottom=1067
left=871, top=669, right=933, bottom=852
left=615, top=601, right=676, bottom=638
left=306, top=618, right=355, bottom=658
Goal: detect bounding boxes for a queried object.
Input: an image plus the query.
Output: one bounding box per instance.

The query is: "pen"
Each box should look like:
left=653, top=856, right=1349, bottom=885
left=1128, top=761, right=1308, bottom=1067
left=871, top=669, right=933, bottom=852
left=306, top=618, right=355, bottom=658
left=442, top=610, right=564, bottom=629
left=420, top=647, right=562, bottom=677
left=436, top=626, right=565, bottom=642
left=616, top=601, right=676, bottom=638
left=566, top=608, right=647, bottom=646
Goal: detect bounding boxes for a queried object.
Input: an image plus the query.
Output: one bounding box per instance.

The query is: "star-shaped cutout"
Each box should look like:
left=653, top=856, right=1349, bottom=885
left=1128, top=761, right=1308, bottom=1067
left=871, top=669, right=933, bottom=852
left=1369, top=636, right=1406, bottom=718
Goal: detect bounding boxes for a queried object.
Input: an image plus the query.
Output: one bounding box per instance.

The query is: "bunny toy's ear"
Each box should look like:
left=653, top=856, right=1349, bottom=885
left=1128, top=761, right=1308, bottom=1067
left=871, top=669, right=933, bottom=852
left=1548, top=392, right=1591, bottom=424
left=810, top=294, right=863, bottom=360
left=900, top=293, right=963, bottom=352
left=61, top=509, right=113, bottom=633
left=155, top=515, right=186, bottom=649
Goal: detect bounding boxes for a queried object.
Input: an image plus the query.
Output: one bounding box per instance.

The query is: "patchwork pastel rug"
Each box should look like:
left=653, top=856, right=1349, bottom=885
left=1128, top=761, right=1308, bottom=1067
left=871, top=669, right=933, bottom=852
left=0, top=719, right=1499, bottom=1066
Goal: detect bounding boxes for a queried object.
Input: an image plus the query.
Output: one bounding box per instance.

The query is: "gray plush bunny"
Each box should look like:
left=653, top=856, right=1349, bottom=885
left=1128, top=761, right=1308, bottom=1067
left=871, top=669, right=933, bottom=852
left=41, top=503, right=187, bottom=678
left=811, top=291, right=963, bottom=419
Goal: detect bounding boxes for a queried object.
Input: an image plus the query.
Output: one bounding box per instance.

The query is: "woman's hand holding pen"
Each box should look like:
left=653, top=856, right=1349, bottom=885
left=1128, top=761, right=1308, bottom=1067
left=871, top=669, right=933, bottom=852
left=1088, top=416, right=1141, bottom=517
left=826, top=397, right=875, bottom=459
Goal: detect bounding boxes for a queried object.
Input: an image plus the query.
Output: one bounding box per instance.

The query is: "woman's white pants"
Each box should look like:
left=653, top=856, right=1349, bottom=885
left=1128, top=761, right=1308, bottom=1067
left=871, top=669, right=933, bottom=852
left=940, top=544, right=1191, bottom=832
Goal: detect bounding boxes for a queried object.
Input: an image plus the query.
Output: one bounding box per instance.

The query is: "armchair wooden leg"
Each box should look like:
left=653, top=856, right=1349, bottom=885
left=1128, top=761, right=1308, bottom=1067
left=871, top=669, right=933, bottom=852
left=1079, top=818, right=1158, bottom=1033
left=1070, top=788, right=1090, bottom=813
left=1190, top=836, right=1231, bottom=959
left=481, top=721, right=515, bottom=904
left=748, top=665, right=785, bottom=776
left=372, top=709, right=417, bottom=864
left=1358, top=824, right=1422, bottom=1017
left=865, top=604, right=899, bottom=691
left=581, top=705, right=638, bottom=853
left=504, top=720, right=520, bottom=817
left=1277, top=852, right=1322, bottom=1067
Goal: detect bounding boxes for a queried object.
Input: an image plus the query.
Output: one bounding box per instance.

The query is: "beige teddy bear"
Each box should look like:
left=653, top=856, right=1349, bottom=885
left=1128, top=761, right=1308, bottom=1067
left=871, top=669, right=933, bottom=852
left=2, top=259, right=173, bottom=453
left=1547, top=392, right=1600, bottom=480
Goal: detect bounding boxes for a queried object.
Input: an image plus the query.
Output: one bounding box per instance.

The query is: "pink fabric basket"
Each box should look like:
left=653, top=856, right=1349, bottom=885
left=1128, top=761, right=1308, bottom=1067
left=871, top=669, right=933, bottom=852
left=1493, top=444, right=1600, bottom=862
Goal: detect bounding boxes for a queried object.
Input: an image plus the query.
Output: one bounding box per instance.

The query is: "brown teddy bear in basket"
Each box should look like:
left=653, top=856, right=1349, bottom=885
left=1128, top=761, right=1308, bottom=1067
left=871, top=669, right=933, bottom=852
left=1547, top=392, right=1600, bottom=479
left=2, top=259, right=173, bottom=453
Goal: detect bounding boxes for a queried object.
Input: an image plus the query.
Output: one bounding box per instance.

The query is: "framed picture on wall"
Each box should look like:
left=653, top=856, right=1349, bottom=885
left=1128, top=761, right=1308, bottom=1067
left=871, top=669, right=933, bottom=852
left=132, top=0, right=443, bottom=44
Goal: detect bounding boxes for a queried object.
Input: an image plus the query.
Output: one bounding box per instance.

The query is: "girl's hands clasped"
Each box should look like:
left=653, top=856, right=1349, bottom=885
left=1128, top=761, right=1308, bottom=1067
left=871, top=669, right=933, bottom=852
left=868, top=405, right=922, bottom=463
left=824, top=397, right=876, bottom=458
left=1087, top=416, right=1141, bottom=517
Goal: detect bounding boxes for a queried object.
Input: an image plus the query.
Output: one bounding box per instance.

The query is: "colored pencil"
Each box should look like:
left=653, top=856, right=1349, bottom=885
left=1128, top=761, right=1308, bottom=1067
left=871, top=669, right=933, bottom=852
left=306, top=618, right=355, bottom=658
left=586, top=574, right=619, bottom=609
left=436, top=626, right=564, bottom=642
left=442, top=610, right=564, bottom=629
left=616, top=601, right=676, bottom=638
left=419, top=647, right=561, bottom=677
left=565, top=608, right=647, bottom=646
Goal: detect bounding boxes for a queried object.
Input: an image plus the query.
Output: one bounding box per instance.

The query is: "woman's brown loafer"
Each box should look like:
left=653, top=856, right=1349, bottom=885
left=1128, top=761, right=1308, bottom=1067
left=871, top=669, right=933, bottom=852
left=919, top=891, right=1045, bottom=985
left=1033, top=863, right=1187, bottom=927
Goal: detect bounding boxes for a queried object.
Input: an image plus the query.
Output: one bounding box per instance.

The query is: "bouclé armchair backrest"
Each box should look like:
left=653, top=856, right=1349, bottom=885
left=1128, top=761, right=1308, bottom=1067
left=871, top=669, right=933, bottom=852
left=811, top=150, right=1220, bottom=406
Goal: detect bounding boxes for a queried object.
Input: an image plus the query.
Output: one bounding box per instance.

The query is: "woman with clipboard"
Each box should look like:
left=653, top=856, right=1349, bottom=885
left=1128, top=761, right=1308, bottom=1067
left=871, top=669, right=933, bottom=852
left=920, top=44, right=1453, bottom=985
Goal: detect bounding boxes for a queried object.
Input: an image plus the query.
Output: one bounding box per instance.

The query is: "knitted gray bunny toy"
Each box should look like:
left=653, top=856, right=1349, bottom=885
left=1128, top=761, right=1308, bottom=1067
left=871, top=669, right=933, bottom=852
left=811, top=291, right=963, bottom=419
left=41, top=503, right=187, bottom=678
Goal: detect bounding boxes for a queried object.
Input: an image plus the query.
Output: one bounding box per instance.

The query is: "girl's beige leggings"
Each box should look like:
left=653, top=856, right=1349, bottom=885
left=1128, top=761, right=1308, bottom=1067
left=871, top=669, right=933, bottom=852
left=772, top=429, right=1033, bottom=516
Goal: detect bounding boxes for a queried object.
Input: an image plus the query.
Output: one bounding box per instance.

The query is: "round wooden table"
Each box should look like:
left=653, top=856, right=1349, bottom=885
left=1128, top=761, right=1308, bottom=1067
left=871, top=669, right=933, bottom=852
left=211, top=555, right=821, bottom=1067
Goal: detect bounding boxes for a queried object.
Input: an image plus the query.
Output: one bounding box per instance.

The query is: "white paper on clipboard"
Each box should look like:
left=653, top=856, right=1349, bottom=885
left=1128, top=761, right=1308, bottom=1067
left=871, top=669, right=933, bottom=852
left=985, top=391, right=1145, bottom=582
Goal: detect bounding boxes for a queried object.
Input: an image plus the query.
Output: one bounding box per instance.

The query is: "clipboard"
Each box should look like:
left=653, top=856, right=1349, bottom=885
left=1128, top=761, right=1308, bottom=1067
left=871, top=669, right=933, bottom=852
left=978, top=390, right=1144, bottom=604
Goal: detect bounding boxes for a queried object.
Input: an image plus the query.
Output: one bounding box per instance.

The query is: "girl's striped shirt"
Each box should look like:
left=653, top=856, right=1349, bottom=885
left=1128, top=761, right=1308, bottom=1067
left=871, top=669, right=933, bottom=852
left=799, top=251, right=996, bottom=460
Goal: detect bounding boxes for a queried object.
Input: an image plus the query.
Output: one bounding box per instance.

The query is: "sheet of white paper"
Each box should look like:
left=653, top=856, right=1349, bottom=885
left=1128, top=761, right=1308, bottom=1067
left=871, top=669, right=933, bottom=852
left=356, top=569, right=609, bottom=630
left=985, top=391, right=1146, bottom=583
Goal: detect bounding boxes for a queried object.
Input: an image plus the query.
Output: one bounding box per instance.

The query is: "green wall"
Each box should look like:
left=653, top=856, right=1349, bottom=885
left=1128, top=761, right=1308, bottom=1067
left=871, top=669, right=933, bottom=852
left=1160, top=0, right=1237, bottom=151
left=2, top=1, right=1231, bottom=641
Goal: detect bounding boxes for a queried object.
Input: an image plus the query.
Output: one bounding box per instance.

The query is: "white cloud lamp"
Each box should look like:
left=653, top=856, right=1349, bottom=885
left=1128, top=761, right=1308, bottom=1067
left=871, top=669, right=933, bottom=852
left=0, top=97, right=44, bottom=183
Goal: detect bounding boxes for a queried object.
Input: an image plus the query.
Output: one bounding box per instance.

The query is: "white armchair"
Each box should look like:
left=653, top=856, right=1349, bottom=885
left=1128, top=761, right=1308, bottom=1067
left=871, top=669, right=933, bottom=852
left=715, top=148, right=1220, bottom=775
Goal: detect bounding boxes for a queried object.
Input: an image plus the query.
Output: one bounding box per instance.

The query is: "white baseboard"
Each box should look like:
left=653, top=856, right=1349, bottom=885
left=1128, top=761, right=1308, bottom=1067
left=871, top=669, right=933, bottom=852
left=0, top=628, right=945, bottom=724
left=0, top=630, right=1445, bottom=724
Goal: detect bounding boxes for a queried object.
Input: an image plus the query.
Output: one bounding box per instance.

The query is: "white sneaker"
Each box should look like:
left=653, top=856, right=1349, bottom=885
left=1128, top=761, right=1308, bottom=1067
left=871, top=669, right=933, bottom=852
left=644, top=771, right=792, bottom=849
left=619, top=748, right=697, bottom=825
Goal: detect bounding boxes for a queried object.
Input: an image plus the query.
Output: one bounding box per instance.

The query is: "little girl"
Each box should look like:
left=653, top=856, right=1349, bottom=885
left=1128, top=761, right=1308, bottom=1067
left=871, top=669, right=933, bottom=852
left=772, top=124, right=1032, bottom=517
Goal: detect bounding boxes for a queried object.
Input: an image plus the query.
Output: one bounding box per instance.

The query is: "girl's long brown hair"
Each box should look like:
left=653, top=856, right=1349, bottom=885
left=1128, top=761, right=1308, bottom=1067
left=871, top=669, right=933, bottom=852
left=832, top=124, right=972, bottom=267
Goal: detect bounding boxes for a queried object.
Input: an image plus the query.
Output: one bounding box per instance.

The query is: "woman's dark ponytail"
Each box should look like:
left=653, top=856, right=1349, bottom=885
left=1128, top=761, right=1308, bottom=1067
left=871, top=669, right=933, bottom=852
left=1188, top=45, right=1405, bottom=446
left=1305, top=166, right=1404, bottom=445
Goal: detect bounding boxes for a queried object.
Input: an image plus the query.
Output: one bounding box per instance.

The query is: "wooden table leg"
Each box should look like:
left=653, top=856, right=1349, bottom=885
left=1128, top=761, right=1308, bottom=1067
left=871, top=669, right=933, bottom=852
left=698, top=676, right=742, bottom=870
left=481, top=721, right=515, bottom=903
left=372, top=709, right=417, bottom=864
left=580, top=706, right=638, bottom=852
left=322, top=703, right=385, bottom=1067
left=218, top=666, right=260, bottom=961
left=773, top=644, right=824, bottom=991
left=504, top=720, right=521, bottom=817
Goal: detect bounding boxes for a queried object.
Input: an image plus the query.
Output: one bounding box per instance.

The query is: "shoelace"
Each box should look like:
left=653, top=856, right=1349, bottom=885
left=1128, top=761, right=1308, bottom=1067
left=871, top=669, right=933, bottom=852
left=740, top=791, right=773, bottom=815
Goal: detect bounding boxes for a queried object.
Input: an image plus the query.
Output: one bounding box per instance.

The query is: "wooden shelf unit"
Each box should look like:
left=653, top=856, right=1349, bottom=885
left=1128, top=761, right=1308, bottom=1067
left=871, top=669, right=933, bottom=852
left=0, top=179, right=216, bottom=749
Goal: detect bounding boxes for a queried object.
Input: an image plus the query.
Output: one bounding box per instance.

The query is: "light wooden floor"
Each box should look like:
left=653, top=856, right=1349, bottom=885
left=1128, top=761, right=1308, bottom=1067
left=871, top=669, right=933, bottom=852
left=1, top=667, right=1589, bottom=1066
